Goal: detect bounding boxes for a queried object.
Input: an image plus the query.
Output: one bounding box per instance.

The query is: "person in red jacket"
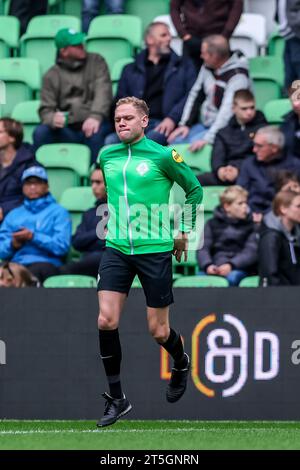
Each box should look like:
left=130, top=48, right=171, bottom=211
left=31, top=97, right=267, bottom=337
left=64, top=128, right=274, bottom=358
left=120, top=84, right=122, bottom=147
left=170, top=0, right=243, bottom=68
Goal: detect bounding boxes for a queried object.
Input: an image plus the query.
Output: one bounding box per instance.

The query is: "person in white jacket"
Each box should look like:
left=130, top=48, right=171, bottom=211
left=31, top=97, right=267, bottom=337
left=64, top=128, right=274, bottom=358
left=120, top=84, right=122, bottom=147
left=168, top=34, right=252, bottom=152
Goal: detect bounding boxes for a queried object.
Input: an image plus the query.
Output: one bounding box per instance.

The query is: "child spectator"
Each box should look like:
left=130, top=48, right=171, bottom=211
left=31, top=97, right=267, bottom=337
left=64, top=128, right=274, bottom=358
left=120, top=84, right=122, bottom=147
left=258, top=190, right=300, bottom=286
left=197, top=185, right=258, bottom=285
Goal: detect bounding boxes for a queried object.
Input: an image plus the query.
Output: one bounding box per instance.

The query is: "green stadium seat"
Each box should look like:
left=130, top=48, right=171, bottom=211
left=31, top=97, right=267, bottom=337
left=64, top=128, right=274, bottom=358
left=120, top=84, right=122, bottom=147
left=20, top=15, right=81, bottom=75
left=60, top=186, right=95, bottom=234
left=36, top=143, right=91, bottom=201
left=111, top=57, right=134, bottom=95
left=172, top=144, right=212, bottom=175
left=11, top=100, right=40, bottom=143
left=249, top=56, right=284, bottom=111
left=239, top=275, right=259, bottom=287
left=0, top=16, right=20, bottom=57
left=86, top=15, right=142, bottom=72
left=63, top=0, right=81, bottom=18
left=268, top=30, right=284, bottom=59
left=126, top=0, right=170, bottom=31
left=173, top=275, right=229, bottom=287
left=43, top=274, right=97, bottom=287
left=263, top=98, right=292, bottom=125
left=201, top=185, right=226, bottom=223
left=0, top=58, right=41, bottom=116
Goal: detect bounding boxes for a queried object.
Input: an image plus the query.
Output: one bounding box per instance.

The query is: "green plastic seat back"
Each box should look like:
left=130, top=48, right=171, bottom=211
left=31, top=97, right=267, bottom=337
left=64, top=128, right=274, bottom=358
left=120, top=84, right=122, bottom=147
left=268, top=31, right=284, bottom=58
left=263, top=98, right=292, bottom=124
left=86, top=38, right=132, bottom=73
left=249, top=56, right=284, bottom=87
left=36, top=143, right=91, bottom=200
left=87, top=15, right=142, bottom=49
left=172, top=143, right=212, bottom=175
left=11, top=100, right=40, bottom=143
left=44, top=274, right=97, bottom=288
left=0, top=16, right=20, bottom=56
left=126, top=0, right=169, bottom=30
left=173, top=275, right=229, bottom=287
left=239, top=275, right=259, bottom=287
left=0, top=58, right=41, bottom=115
left=252, top=78, right=282, bottom=111
left=20, top=15, right=80, bottom=75
left=60, top=186, right=95, bottom=234
left=111, top=57, right=134, bottom=94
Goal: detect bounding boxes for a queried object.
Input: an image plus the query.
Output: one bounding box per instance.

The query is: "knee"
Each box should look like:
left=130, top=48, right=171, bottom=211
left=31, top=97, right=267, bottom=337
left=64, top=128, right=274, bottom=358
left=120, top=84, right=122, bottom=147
left=149, top=323, right=169, bottom=344
left=33, top=124, right=53, bottom=146
left=98, top=310, right=119, bottom=330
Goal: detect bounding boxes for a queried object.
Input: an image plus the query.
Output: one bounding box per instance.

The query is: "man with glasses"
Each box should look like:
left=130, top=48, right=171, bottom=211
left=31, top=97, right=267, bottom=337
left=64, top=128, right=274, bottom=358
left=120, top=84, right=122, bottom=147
left=237, top=125, right=300, bottom=221
left=60, top=164, right=108, bottom=277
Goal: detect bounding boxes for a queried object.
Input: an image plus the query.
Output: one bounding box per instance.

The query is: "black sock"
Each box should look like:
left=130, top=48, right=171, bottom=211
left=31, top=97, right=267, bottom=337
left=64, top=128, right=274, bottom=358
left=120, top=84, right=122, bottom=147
left=160, top=328, right=187, bottom=369
left=99, top=329, right=123, bottom=399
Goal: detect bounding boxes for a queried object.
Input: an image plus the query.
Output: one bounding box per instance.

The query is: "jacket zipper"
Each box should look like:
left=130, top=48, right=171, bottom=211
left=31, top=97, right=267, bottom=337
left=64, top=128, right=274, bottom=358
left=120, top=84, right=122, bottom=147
left=123, top=145, right=134, bottom=255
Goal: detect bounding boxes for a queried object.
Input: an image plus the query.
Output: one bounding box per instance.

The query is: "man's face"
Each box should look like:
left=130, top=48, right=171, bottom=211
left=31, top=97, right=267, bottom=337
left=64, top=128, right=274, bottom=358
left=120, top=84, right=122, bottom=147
left=201, top=42, right=219, bottom=69
left=91, top=169, right=106, bottom=200
left=146, top=24, right=171, bottom=55
left=0, top=121, right=15, bottom=150
left=114, top=104, right=148, bottom=144
left=233, top=100, right=256, bottom=124
left=224, top=196, right=249, bottom=220
left=22, top=177, right=49, bottom=200
left=60, top=44, right=87, bottom=61
left=291, top=97, right=300, bottom=116
left=253, top=134, right=280, bottom=162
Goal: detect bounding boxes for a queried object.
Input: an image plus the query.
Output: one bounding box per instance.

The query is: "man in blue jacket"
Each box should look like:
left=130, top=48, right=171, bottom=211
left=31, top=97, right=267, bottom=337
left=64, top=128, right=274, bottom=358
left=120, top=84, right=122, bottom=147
left=0, top=166, right=72, bottom=282
left=105, top=21, right=196, bottom=146
left=0, top=118, right=36, bottom=222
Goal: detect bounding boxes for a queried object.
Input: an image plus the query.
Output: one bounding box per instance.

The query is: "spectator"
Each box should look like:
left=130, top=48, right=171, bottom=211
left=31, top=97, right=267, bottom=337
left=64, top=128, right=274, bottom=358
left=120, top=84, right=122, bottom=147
left=170, top=0, right=242, bottom=69
left=60, top=165, right=108, bottom=277
left=197, top=185, right=258, bottom=286
left=168, top=35, right=251, bottom=152
left=258, top=190, right=300, bottom=285
left=237, top=126, right=300, bottom=220
left=280, top=86, right=300, bottom=158
left=0, top=118, right=36, bottom=222
left=33, top=28, right=112, bottom=164
left=275, top=0, right=300, bottom=90
left=9, top=0, right=48, bottom=36
left=82, top=0, right=125, bottom=33
left=0, top=166, right=72, bottom=283
left=198, top=89, right=267, bottom=186
left=274, top=169, right=300, bottom=193
left=0, top=262, right=39, bottom=287
left=105, top=22, right=196, bottom=146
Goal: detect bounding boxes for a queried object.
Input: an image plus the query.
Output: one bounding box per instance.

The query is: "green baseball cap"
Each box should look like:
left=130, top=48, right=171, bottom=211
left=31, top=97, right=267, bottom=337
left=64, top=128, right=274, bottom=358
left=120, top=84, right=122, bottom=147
left=55, top=28, right=85, bottom=50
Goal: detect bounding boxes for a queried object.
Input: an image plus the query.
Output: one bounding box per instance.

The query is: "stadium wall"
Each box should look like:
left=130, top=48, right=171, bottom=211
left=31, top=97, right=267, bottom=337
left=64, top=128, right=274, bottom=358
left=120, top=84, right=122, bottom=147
left=0, top=288, right=299, bottom=420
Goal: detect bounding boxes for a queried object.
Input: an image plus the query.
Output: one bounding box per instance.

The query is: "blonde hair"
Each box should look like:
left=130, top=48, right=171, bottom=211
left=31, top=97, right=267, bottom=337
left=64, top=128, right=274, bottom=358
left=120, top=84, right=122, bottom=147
left=272, top=190, right=300, bottom=216
left=220, top=185, right=248, bottom=206
left=115, top=97, right=149, bottom=116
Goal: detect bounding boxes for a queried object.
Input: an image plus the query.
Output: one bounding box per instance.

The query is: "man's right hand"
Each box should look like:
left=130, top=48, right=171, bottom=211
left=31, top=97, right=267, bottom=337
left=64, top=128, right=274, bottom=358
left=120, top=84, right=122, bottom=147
left=217, top=167, right=228, bottom=182
left=206, top=265, right=219, bottom=275
left=52, top=112, right=66, bottom=128
left=167, top=125, right=190, bottom=143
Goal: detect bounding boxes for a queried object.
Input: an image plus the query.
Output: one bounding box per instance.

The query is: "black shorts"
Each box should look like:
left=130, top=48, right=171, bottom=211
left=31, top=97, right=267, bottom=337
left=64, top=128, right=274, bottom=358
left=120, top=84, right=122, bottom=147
left=97, top=247, right=174, bottom=308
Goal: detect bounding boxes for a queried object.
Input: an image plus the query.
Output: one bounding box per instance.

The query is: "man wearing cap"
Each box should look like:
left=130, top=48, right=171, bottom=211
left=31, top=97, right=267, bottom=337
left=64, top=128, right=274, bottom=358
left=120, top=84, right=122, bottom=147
left=0, top=166, right=72, bottom=283
left=33, top=28, right=112, bottom=164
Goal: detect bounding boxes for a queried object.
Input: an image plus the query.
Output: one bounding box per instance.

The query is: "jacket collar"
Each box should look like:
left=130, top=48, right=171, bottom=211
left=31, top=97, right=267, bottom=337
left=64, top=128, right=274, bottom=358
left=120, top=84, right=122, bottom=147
left=24, top=193, right=55, bottom=213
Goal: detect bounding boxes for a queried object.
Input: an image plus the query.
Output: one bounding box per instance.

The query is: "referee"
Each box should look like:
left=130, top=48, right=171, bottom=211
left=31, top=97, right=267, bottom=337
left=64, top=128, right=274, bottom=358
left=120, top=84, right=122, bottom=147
left=97, top=97, right=203, bottom=427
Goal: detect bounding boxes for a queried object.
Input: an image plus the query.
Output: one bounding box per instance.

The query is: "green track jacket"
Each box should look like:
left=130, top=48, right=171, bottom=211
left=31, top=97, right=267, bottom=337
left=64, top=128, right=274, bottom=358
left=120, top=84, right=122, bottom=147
left=99, top=136, right=203, bottom=255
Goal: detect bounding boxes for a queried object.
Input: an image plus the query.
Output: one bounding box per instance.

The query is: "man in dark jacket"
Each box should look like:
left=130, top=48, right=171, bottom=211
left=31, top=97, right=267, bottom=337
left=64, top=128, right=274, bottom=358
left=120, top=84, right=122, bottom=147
left=33, top=28, right=112, bottom=164
left=237, top=126, right=300, bottom=219
left=197, top=185, right=258, bottom=285
left=60, top=165, right=108, bottom=277
left=198, top=89, right=267, bottom=186
left=105, top=22, right=196, bottom=146
left=170, top=0, right=243, bottom=68
left=0, top=118, right=36, bottom=222
left=280, top=88, right=300, bottom=158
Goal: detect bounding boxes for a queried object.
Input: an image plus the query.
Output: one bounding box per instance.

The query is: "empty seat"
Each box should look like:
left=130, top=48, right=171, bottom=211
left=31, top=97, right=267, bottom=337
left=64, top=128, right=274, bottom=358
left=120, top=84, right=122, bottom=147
left=250, top=56, right=284, bottom=110
left=86, top=14, right=142, bottom=72
left=230, top=13, right=267, bottom=57
left=20, top=15, right=81, bottom=75
left=0, top=16, right=20, bottom=58
left=172, top=144, right=212, bottom=175
left=60, top=186, right=95, bottom=234
left=126, top=0, right=169, bottom=30
left=36, top=143, right=91, bottom=200
left=173, top=275, right=229, bottom=287
left=0, top=58, right=41, bottom=115
left=263, top=98, right=292, bottom=124
left=239, top=275, right=259, bottom=287
left=11, top=100, right=40, bottom=143
left=43, top=274, right=97, bottom=287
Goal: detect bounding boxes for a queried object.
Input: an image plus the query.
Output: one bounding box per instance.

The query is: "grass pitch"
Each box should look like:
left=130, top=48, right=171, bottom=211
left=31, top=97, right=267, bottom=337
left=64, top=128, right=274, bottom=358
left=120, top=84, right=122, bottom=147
left=0, top=420, right=300, bottom=450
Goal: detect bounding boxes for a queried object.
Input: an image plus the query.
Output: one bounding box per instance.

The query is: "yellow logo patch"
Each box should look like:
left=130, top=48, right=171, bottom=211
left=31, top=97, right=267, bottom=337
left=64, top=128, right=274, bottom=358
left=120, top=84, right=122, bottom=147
left=172, top=149, right=184, bottom=163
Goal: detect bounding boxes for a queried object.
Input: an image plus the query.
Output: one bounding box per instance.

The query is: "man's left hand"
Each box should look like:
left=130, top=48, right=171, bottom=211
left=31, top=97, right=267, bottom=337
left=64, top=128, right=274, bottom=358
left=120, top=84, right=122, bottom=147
left=13, top=228, right=33, bottom=242
left=154, top=118, right=176, bottom=137
left=173, top=232, right=188, bottom=262
left=188, top=139, right=208, bottom=152
left=217, top=263, right=232, bottom=276
left=82, top=118, right=100, bottom=138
